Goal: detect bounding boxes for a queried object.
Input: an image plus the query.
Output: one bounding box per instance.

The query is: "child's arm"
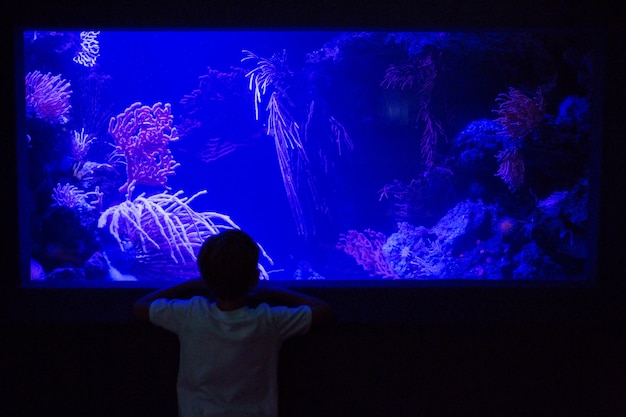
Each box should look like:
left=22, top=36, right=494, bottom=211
left=248, top=287, right=333, bottom=326
left=132, top=278, right=211, bottom=322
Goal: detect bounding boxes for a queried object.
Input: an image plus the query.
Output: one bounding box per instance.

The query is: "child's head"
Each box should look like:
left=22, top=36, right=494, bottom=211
left=198, top=229, right=260, bottom=300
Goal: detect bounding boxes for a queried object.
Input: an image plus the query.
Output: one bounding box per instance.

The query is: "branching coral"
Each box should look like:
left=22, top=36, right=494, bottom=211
left=108, top=102, right=181, bottom=198
left=72, top=31, right=100, bottom=67
left=178, top=66, right=255, bottom=158
left=337, top=229, right=399, bottom=279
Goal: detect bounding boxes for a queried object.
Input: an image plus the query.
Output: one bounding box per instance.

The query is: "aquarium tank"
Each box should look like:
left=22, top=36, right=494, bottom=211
left=17, top=30, right=602, bottom=286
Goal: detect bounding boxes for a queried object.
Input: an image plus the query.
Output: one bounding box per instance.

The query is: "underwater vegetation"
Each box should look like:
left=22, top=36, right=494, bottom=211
left=22, top=30, right=596, bottom=282
left=241, top=48, right=354, bottom=238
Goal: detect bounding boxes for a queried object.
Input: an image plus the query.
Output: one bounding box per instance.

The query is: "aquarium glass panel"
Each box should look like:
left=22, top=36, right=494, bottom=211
left=18, top=30, right=601, bottom=284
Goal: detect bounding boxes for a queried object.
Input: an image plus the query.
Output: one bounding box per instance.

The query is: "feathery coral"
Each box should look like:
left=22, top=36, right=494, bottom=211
left=495, top=147, right=525, bottom=191
left=98, top=190, right=273, bottom=280
left=493, top=87, right=545, bottom=140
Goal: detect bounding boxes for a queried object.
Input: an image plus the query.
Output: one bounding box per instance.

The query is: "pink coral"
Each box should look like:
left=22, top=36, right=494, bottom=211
left=495, top=147, right=525, bottom=191
left=108, top=102, right=180, bottom=197
left=493, top=87, right=545, bottom=140
left=381, top=53, right=446, bottom=168
left=492, top=87, right=544, bottom=192
left=337, top=229, right=399, bottom=279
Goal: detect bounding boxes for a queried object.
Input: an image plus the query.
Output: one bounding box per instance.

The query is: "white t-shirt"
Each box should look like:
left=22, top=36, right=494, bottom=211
left=149, top=296, right=312, bottom=417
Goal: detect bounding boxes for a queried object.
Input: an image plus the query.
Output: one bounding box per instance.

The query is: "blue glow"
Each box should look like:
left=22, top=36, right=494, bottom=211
left=19, top=30, right=601, bottom=284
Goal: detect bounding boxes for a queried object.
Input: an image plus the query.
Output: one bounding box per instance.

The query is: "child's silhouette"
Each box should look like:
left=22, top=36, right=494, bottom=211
left=133, top=229, right=332, bottom=417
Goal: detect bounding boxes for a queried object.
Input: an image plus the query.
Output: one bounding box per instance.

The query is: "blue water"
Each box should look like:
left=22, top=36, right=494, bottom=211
left=21, top=30, right=599, bottom=283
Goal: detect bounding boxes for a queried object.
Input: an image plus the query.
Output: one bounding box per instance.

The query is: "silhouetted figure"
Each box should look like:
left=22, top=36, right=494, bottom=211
left=133, top=229, right=332, bottom=417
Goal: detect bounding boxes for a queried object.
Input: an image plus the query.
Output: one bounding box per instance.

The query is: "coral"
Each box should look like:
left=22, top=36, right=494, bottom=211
left=496, top=217, right=518, bottom=241
left=242, top=48, right=355, bottom=237
left=493, top=87, right=545, bottom=140
left=378, top=169, right=454, bottom=225
left=381, top=52, right=446, bottom=167
left=108, top=102, right=180, bottom=198
left=71, top=128, right=96, bottom=161
left=72, top=31, right=100, bottom=67
left=242, top=49, right=291, bottom=121
left=52, top=183, right=86, bottom=208
left=242, top=49, right=314, bottom=237
left=293, top=261, right=326, bottom=280
left=381, top=62, right=418, bottom=91
left=328, top=115, right=354, bottom=157
left=382, top=222, right=447, bottom=279
left=98, top=190, right=273, bottom=280
left=494, top=146, right=525, bottom=192
left=491, top=87, right=545, bottom=192
left=178, top=66, right=254, bottom=147
left=25, top=71, right=72, bottom=124
left=429, top=199, right=495, bottom=248
left=536, top=190, right=568, bottom=217
left=336, top=229, right=399, bottom=279
left=52, top=183, right=102, bottom=211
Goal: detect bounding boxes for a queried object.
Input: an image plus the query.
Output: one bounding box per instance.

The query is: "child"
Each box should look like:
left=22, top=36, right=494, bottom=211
left=132, top=229, right=332, bottom=417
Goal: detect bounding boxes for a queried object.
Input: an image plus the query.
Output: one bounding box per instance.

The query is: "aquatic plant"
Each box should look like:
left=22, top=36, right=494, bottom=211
left=25, top=70, right=72, bottom=124
left=337, top=229, right=399, bottom=279
left=177, top=66, right=258, bottom=161
left=242, top=48, right=357, bottom=237
left=242, top=49, right=313, bottom=236
left=381, top=62, right=418, bottom=91
left=197, top=137, right=248, bottom=163
left=378, top=169, right=454, bottom=225
left=328, top=115, right=354, bottom=157
left=381, top=52, right=446, bottom=167
left=108, top=102, right=180, bottom=198
left=98, top=190, right=274, bottom=280
left=378, top=179, right=421, bottom=220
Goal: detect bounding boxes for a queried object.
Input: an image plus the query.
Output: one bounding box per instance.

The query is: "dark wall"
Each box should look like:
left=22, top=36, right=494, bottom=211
left=3, top=317, right=626, bottom=417
left=4, top=1, right=625, bottom=417
left=2, top=285, right=626, bottom=417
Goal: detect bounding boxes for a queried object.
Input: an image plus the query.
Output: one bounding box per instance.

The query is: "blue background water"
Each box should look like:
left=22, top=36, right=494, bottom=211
left=21, top=30, right=598, bottom=283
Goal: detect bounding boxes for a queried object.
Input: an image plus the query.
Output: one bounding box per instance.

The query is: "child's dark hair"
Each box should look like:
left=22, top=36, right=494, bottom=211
left=197, top=229, right=260, bottom=300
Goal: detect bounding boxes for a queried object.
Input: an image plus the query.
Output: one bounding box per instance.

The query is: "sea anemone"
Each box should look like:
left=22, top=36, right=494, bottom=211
left=497, top=217, right=517, bottom=240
